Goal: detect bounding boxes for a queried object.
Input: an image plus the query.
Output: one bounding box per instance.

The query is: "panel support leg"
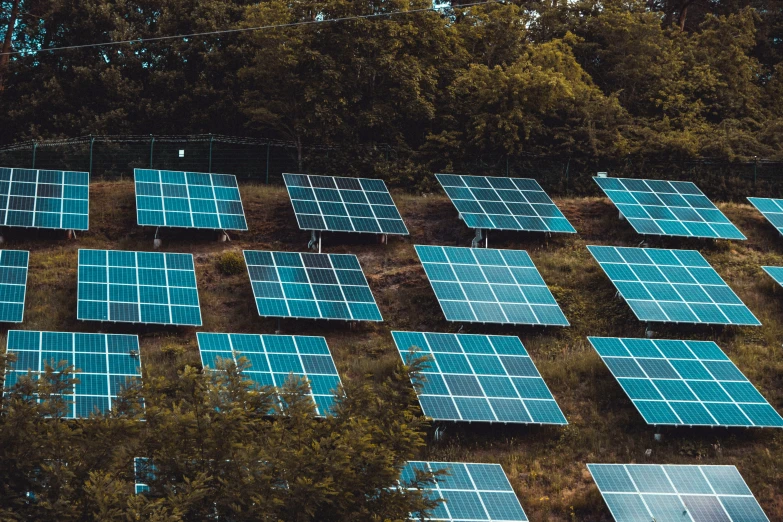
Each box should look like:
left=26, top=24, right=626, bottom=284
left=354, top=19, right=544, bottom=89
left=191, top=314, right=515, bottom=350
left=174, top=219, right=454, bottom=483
left=275, top=318, right=282, bottom=334
left=381, top=234, right=388, bottom=245
left=67, top=229, right=77, bottom=240
left=219, top=230, right=231, bottom=242
left=308, top=231, right=322, bottom=252
left=471, top=228, right=484, bottom=249
left=153, top=227, right=162, bottom=249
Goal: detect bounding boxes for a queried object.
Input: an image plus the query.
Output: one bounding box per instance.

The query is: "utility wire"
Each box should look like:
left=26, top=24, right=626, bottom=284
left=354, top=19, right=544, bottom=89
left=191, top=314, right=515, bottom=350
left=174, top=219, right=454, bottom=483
left=0, top=0, right=498, bottom=57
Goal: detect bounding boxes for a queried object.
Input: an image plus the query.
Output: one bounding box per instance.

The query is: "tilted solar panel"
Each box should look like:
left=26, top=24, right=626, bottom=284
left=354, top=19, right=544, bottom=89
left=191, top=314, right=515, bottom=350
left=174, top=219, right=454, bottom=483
left=588, top=245, right=760, bottom=326
left=436, top=174, right=576, bottom=233
left=594, top=176, right=745, bottom=240
left=762, top=266, right=783, bottom=289
left=0, top=250, right=28, bottom=322
left=0, top=167, right=89, bottom=230
left=134, top=458, right=152, bottom=494
left=748, top=197, right=783, bottom=235
left=393, top=332, right=567, bottom=425
left=588, top=463, right=769, bottom=522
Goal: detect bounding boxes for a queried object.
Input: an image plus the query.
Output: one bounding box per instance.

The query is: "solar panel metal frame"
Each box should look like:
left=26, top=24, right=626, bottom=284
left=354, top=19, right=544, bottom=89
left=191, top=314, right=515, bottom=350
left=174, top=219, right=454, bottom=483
left=283, top=173, right=409, bottom=235
left=594, top=176, right=746, bottom=240
left=197, top=332, right=343, bottom=416
left=414, top=245, right=569, bottom=326
left=587, top=245, right=761, bottom=326
left=0, top=249, right=29, bottom=322
left=588, top=463, right=770, bottom=522
left=436, top=173, right=576, bottom=234
left=3, top=330, right=142, bottom=419
left=748, top=197, right=783, bottom=235
left=0, top=167, right=90, bottom=231
left=393, top=331, right=567, bottom=425
left=402, top=461, right=529, bottom=522
left=134, top=168, right=248, bottom=231
left=588, top=337, right=783, bottom=428
left=77, top=249, right=202, bottom=326
left=243, top=250, right=383, bottom=322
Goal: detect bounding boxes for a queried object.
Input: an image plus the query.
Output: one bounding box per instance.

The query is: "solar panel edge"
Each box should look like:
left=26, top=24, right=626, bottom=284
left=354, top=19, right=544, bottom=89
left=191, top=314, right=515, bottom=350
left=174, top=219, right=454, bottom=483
left=0, top=249, right=29, bottom=323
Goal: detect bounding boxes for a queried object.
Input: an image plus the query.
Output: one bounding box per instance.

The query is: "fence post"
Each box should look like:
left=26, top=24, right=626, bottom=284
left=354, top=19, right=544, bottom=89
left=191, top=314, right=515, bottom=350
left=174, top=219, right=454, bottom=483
left=149, top=135, right=155, bottom=168
left=31, top=141, right=37, bottom=168
left=208, top=134, right=214, bottom=173
left=564, top=157, right=571, bottom=194
left=506, top=155, right=509, bottom=177
left=89, top=135, right=95, bottom=177
left=754, top=156, right=758, bottom=186
left=265, top=141, right=271, bottom=185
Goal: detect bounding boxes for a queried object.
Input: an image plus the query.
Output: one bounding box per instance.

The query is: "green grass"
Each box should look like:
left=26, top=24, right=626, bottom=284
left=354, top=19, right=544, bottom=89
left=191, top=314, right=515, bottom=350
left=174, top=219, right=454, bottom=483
left=6, top=180, right=783, bottom=520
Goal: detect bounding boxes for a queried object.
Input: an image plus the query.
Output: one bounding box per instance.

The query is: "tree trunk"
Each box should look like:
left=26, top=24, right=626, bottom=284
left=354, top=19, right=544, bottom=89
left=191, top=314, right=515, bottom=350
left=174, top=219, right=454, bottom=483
left=0, top=0, right=22, bottom=91
left=678, top=4, right=688, bottom=31
left=296, top=135, right=303, bottom=172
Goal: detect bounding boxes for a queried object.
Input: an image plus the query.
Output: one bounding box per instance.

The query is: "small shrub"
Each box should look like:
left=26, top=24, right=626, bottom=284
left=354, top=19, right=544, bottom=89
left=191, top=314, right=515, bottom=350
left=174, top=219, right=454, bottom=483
left=216, top=251, right=245, bottom=276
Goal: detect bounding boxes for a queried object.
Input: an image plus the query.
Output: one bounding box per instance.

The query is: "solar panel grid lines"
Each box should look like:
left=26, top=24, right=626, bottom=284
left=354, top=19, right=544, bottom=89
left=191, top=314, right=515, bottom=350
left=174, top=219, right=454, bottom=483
left=3, top=330, right=142, bottom=419
left=0, top=167, right=90, bottom=231
left=402, top=461, right=529, bottom=522
left=77, top=249, right=202, bottom=326
left=588, top=337, right=783, bottom=428
left=587, top=245, right=761, bottom=326
left=282, top=173, right=409, bottom=235
left=587, top=463, right=770, bottom=522
left=134, top=169, right=248, bottom=231
left=0, top=249, right=29, bottom=322
left=197, top=332, right=343, bottom=416
left=748, top=197, right=783, bottom=235
left=761, top=266, right=783, bottom=288
left=414, top=245, right=569, bottom=326
left=243, top=250, right=382, bottom=322
left=392, top=331, right=567, bottom=425
left=436, top=174, right=576, bottom=234
left=593, top=176, right=746, bottom=240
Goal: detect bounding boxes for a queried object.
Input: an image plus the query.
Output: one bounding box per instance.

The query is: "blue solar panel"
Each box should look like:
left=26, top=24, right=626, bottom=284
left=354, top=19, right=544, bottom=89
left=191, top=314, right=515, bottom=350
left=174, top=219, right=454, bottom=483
left=402, top=461, right=528, bottom=521
left=283, top=173, right=408, bottom=235
left=0, top=167, right=89, bottom=230
left=594, top=177, right=745, bottom=240
left=4, top=330, right=141, bottom=419
left=0, top=250, right=28, bottom=322
left=244, top=250, right=382, bottom=321
left=762, top=266, right=783, bottom=288
left=748, top=197, right=783, bottom=235
left=134, top=458, right=152, bottom=494
left=588, top=337, right=783, bottom=428
left=588, top=245, right=760, bottom=326
left=77, top=249, right=202, bottom=326
left=393, top=332, right=566, bottom=425
left=134, top=169, right=248, bottom=230
left=197, top=332, right=343, bottom=416
left=436, top=174, right=576, bottom=233
left=588, top=464, right=769, bottom=522
left=415, top=245, right=569, bottom=326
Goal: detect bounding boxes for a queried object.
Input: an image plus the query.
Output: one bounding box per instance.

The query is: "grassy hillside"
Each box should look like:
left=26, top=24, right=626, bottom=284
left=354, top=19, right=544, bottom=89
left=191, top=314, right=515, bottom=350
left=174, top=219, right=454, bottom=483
left=7, top=180, right=783, bottom=520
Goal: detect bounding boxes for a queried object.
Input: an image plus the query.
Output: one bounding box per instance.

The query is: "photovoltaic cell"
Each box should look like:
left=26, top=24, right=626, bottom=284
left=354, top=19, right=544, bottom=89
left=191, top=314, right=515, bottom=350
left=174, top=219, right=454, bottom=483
left=748, top=197, right=783, bottom=235
left=402, top=461, right=529, bottom=522
left=588, top=337, right=783, bottom=428
left=0, top=167, right=89, bottom=230
left=0, top=250, right=28, bottom=322
left=135, top=169, right=247, bottom=230
left=415, top=245, right=569, bottom=326
left=283, top=173, right=408, bottom=235
left=4, top=330, right=141, bottom=419
left=588, top=464, right=769, bottom=522
left=393, top=332, right=567, bottom=425
left=77, top=249, right=202, bottom=326
left=594, top=176, right=745, bottom=240
left=436, top=174, right=576, bottom=233
left=588, top=245, right=760, bottom=326
left=197, top=332, right=343, bottom=416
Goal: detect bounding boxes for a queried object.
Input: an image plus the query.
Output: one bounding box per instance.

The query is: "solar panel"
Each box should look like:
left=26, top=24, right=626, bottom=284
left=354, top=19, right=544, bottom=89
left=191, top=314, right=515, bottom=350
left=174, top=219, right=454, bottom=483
left=748, top=197, right=783, bottom=235
left=0, top=167, right=89, bottom=230
left=3, top=330, right=141, bottom=419
left=243, top=250, right=382, bottom=321
left=414, top=245, right=569, bottom=326
left=197, top=332, right=343, bottom=416
left=402, top=461, right=528, bottom=522
left=393, top=332, right=567, bottom=424
left=588, top=464, right=770, bottom=522
left=134, top=169, right=248, bottom=230
left=436, top=174, right=576, bottom=233
left=587, top=245, right=760, bottom=326
left=0, top=250, right=28, bottom=322
left=594, top=176, right=745, bottom=240
left=283, top=173, right=408, bottom=235
left=762, top=266, right=783, bottom=288
left=588, top=337, right=783, bottom=427
left=134, top=458, right=152, bottom=494
left=77, top=249, right=202, bottom=326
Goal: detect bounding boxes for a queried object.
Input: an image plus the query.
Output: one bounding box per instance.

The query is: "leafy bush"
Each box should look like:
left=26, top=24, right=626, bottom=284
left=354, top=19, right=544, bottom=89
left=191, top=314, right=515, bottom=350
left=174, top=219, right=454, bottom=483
left=215, top=251, right=245, bottom=276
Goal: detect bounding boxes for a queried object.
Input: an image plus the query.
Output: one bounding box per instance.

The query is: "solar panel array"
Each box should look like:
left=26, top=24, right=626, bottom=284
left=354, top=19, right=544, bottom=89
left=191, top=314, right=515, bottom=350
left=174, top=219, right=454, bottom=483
left=594, top=176, right=745, bottom=240
left=748, top=197, right=783, bottom=235
left=393, top=332, right=566, bottom=425
left=283, top=173, right=408, bottom=235
left=587, top=245, right=760, bottom=326
left=0, top=167, right=89, bottom=230
left=415, top=245, right=569, bottom=326
left=244, top=250, right=382, bottom=321
left=0, top=250, right=28, bottom=322
left=402, top=461, right=529, bottom=522
left=4, top=330, right=141, bottom=419
left=588, top=464, right=770, bottom=522
left=134, top=169, right=248, bottom=230
left=435, top=174, right=576, bottom=233
left=588, top=337, right=783, bottom=427
left=197, top=332, right=342, bottom=416
left=77, top=249, right=202, bottom=326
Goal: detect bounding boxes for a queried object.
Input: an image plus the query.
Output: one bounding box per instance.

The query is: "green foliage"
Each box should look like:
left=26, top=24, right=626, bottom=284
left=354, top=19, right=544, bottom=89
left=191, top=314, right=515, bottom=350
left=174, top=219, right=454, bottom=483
left=214, top=250, right=245, bottom=276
